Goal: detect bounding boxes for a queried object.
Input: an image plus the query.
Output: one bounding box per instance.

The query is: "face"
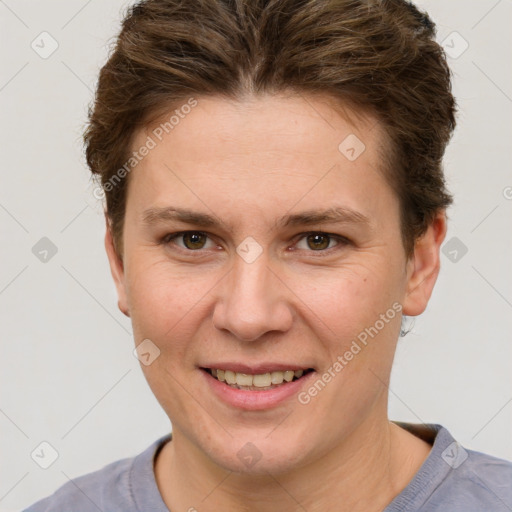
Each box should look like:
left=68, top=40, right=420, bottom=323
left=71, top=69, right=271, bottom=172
left=106, top=93, right=445, bottom=475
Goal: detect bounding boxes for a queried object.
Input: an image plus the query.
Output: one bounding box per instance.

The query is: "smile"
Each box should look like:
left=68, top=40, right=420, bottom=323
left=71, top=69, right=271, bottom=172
left=203, top=368, right=315, bottom=390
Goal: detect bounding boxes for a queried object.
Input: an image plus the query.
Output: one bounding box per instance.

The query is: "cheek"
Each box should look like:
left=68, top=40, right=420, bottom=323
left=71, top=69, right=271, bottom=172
left=295, top=267, right=402, bottom=417
left=126, top=248, right=403, bottom=342
left=293, top=263, right=404, bottom=392
left=294, top=260, right=400, bottom=328
left=125, top=261, right=206, bottom=409
left=126, top=258, right=187, bottom=333
left=124, top=255, right=224, bottom=363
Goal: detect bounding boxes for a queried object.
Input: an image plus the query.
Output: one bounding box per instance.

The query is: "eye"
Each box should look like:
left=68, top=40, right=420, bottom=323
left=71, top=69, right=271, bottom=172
left=294, top=232, right=349, bottom=253
left=163, top=231, right=217, bottom=251
left=161, top=230, right=349, bottom=255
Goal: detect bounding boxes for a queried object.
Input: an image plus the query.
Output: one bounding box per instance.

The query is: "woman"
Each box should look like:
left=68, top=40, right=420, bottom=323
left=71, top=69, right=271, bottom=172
left=25, top=0, right=512, bottom=510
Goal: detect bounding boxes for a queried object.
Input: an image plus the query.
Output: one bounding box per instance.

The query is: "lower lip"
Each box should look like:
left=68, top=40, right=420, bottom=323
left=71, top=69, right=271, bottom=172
left=200, top=369, right=316, bottom=411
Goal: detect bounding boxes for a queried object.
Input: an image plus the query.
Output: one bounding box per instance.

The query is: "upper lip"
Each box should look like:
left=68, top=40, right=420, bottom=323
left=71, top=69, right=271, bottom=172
left=200, top=363, right=314, bottom=374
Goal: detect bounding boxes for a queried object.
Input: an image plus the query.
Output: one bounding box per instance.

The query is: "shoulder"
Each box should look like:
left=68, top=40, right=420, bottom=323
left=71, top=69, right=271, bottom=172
left=23, top=456, right=134, bottom=512
left=23, top=436, right=169, bottom=512
left=439, top=447, right=512, bottom=506
left=388, top=423, right=512, bottom=512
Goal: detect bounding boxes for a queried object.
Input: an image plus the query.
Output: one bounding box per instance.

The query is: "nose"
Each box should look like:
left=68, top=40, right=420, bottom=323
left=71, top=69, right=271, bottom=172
left=211, top=253, right=293, bottom=342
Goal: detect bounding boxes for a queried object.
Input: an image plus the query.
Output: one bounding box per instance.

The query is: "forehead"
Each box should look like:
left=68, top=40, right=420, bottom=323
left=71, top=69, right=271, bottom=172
left=125, top=93, right=397, bottom=231
left=134, top=92, right=386, bottom=165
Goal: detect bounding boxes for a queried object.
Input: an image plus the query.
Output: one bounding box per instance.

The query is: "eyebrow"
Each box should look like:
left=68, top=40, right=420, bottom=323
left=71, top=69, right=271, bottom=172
left=142, top=206, right=372, bottom=231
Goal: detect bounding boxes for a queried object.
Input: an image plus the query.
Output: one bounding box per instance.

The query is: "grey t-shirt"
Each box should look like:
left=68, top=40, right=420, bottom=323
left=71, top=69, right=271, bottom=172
left=24, top=422, right=512, bottom=511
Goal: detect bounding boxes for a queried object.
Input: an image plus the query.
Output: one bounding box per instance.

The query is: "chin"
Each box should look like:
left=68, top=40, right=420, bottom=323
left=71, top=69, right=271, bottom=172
left=197, top=427, right=311, bottom=476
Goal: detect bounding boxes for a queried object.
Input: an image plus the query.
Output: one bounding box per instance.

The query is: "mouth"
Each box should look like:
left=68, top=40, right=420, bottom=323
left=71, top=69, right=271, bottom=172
left=200, top=367, right=315, bottom=391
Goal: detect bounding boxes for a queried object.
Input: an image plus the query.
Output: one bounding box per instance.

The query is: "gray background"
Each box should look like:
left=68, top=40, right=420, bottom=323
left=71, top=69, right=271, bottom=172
left=1, top=0, right=511, bottom=510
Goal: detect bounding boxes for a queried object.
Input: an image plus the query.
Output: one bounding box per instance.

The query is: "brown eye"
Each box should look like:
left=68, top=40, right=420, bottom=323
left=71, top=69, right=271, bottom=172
left=306, top=233, right=330, bottom=250
left=181, top=232, right=208, bottom=250
left=164, top=231, right=215, bottom=251
left=294, top=232, right=348, bottom=254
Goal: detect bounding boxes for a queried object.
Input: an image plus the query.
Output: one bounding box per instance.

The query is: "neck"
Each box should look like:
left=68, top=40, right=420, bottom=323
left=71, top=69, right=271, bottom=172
left=155, top=414, right=431, bottom=512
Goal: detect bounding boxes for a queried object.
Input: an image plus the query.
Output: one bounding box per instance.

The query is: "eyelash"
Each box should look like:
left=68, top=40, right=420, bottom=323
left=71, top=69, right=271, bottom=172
left=161, top=231, right=350, bottom=257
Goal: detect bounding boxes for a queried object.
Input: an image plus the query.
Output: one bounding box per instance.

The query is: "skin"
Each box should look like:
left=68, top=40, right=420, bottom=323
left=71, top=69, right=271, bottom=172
left=105, top=93, right=447, bottom=511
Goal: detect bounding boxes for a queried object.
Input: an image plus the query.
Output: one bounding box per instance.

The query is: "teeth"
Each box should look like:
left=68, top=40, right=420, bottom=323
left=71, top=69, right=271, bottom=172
left=271, top=371, right=284, bottom=384
left=253, top=373, right=272, bottom=387
left=283, top=370, right=294, bottom=382
left=209, top=368, right=308, bottom=388
left=225, top=370, right=236, bottom=385
left=236, top=373, right=253, bottom=386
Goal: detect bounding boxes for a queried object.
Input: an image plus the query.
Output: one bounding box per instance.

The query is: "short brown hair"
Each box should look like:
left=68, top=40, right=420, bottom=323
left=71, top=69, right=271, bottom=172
left=84, top=0, right=456, bottom=258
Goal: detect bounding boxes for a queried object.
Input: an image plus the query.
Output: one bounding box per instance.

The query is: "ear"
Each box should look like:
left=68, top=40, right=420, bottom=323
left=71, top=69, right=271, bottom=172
left=104, top=214, right=130, bottom=317
left=402, top=210, right=448, bottom=316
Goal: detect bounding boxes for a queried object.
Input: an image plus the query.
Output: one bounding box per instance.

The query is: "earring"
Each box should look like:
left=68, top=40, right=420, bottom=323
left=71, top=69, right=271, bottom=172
left=400, top=315, right=415, bottom=337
